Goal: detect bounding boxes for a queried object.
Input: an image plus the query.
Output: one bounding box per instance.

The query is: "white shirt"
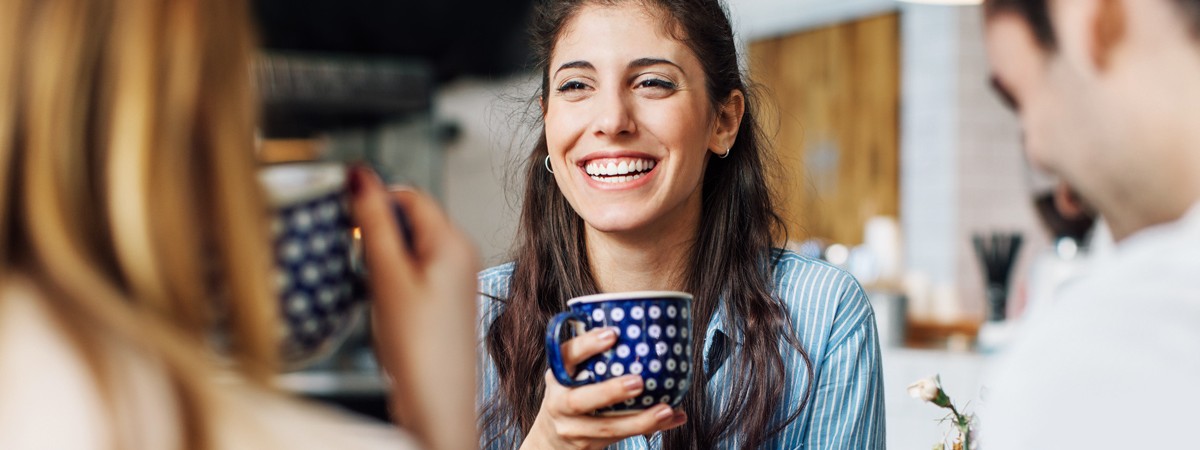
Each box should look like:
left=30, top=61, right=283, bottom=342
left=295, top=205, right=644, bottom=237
left=0, top=278, right=417, bottom=450
left=983, top=203, right=1200, bottom=449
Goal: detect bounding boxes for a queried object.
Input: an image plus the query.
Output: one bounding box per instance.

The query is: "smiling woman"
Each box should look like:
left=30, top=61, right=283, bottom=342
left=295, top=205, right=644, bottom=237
left=477, top=1, right=886, bottom=449
left=541, top=5, right=739, bottom=236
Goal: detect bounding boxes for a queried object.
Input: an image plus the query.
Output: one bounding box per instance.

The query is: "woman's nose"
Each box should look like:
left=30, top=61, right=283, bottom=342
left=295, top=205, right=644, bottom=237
left=591, top=89, right=636, bottom=138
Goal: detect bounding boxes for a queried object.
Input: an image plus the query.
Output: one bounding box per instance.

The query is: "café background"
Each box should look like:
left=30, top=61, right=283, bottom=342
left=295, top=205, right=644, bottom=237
left=257, top=0, right=1052, bottom=448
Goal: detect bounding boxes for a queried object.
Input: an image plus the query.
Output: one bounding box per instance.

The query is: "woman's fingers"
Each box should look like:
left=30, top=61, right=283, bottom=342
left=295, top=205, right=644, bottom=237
left=349, top=166, right=480, bottom=450
left=533, top=366, right=690, bottom=448
left=584, top=405, right=688, bottom=438
left=387, top=187, right=469, bottom=264
left=546, top=372, right=644, bottom=415
left=560, top=327, right=618, bottom=373
left=348, top=166, right=415, bottom=291
left=542, top=376, right=689, bottom=439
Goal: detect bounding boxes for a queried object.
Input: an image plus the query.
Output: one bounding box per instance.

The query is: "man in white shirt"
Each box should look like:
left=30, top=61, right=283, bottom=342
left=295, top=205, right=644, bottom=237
left=981, top=0, right=1200, bottom=448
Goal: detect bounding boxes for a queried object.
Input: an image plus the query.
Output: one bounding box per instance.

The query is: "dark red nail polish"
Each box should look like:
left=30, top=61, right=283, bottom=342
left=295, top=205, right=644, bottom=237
left=348, top=166, right=363, bottom=196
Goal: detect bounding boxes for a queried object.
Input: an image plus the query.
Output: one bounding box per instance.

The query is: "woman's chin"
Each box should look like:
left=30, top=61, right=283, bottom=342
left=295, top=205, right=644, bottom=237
left=580, top=211, right=653, bottom=235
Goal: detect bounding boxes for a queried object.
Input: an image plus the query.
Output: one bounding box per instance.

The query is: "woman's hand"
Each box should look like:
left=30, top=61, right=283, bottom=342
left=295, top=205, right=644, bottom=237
left=521, top=328, right=688, bottom=450
left=349, top=166, right=480, bottom=450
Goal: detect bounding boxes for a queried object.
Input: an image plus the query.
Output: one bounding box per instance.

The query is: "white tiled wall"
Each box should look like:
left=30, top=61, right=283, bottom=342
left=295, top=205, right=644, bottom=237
left=900, top=5, right=962, bottom=292
left=901, top=5, right=1049, bottom=319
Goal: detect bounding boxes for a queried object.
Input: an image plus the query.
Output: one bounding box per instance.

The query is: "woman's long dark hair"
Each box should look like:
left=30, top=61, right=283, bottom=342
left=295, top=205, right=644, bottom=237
left=481, top=0, right=814, bottom=448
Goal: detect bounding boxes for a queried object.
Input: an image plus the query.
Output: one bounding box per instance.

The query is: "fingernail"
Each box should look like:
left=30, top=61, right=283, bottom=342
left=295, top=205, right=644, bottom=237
left=348, top=165, right=365, bottom=196
left=386, top=185, right=418, bottom=194
left=674, top=412, right=688, bottom=423
left=622, top=376, right=643, bottom=393
left=654, top=405, right=674, bottom=420
left=597, top=328, right=617, bottom=341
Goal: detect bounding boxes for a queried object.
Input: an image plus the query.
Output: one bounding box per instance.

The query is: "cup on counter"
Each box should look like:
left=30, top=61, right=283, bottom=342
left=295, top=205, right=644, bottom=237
left=259, top=162, right=366, bottom=368
left=545, top=291, right=693, bottom=415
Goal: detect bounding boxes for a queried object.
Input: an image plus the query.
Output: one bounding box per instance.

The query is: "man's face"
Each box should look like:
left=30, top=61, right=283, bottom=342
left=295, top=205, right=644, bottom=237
left=987, top=1, right=1200, bottom=238
left=984, top=11, right=1115, bottom=201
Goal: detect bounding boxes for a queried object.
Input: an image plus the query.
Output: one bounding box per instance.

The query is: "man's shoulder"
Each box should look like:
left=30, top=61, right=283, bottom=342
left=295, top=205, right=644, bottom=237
left=985, top=291, right=1200, bottom=449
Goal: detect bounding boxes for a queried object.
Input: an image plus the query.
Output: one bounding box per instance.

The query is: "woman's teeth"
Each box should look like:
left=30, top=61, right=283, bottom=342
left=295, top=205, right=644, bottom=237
left=584, top=159, right=656, bottom=183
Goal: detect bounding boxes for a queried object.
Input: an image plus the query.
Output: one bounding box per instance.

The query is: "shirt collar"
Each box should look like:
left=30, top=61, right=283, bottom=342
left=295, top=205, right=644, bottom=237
left=699, top=250, right=782, bottom=377
left=1113, top=200, right=1200, bottom=255
left=701, top=298, right=734, bottom=377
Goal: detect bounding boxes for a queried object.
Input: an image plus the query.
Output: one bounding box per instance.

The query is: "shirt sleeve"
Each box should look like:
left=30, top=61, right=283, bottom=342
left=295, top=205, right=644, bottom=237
left=802, top=290, right=886, bottom=449
left=477, top=268, right=524, bottom=449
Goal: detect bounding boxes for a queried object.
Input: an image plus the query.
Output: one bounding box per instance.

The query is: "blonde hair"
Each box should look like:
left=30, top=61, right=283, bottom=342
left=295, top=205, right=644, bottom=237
left=0, top=0, right=279, bottom=448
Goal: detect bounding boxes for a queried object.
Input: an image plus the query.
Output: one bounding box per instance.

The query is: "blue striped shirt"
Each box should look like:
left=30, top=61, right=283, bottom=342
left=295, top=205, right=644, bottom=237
left=477, top=250, right=885, bottom=449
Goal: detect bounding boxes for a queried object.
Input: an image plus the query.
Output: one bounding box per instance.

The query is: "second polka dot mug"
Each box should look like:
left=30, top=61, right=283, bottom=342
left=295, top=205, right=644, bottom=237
left=259, top=162, right=366, bottom=368
left=545, top=291, right=693, bottom=415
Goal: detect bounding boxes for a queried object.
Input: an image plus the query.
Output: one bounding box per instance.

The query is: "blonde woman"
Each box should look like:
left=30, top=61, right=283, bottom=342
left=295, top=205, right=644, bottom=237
left=0, top=0, right=478, bottom=449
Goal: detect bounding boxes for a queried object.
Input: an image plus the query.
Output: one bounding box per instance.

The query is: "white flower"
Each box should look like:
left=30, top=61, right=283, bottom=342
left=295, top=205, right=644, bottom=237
left=907, top=375, right=941, bottom=402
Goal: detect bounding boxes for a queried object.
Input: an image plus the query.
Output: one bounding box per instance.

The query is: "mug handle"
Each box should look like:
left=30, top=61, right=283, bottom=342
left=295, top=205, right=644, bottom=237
left=545, top=311, right=590, bottom=387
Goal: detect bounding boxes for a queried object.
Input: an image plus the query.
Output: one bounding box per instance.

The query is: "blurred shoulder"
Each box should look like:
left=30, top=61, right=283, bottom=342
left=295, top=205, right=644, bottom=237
left=215, top=383, right=418, bottom=449
left=0, top=277, right=123, bottom=449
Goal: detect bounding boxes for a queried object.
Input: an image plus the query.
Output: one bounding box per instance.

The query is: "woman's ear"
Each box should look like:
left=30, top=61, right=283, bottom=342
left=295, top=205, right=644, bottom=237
left=709, top=89, right=745, bottom=155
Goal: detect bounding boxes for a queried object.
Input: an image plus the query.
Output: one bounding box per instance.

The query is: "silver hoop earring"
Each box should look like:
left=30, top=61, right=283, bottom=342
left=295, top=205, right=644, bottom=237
left=717, top=147, right=732, bottom=159
left=544, top=155, right=555, bottom=173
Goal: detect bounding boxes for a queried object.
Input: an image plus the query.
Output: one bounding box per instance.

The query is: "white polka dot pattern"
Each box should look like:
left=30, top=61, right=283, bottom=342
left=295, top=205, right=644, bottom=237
left=567, top=296, right=693, bottom=416
left=272, top=190, right=364, bottom=365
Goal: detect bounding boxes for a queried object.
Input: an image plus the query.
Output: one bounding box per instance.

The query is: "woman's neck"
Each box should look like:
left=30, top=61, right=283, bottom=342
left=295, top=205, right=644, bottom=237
left=583, top=196, right=701, bottom=293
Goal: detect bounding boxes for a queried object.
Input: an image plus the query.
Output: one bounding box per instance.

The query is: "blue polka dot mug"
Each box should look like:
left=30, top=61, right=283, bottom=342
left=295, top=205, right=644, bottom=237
left=259, top=162, right=366, bottom=368
left=546, top=291, right=693, bottom=415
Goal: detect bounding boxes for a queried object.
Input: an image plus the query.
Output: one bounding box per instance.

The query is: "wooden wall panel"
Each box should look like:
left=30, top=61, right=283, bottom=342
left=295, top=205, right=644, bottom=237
left=749, top=13, right=900, bottom=246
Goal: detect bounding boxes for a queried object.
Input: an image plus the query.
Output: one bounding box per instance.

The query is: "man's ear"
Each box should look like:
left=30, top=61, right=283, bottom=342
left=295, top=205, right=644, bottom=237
left=1090, top=0, right=1126, bottom=71
left=709, top=89, right=746, bottom=154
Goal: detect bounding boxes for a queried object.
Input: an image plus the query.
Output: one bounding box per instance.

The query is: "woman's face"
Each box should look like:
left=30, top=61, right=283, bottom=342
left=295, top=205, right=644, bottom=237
left=544, top=3, right=732, bottom=238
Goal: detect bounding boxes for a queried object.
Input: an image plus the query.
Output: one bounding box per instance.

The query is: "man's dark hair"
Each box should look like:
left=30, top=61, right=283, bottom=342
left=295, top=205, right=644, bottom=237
left=986, top=0, right=1200, bottom=49
left=986, top=0, right=1057, bottom=49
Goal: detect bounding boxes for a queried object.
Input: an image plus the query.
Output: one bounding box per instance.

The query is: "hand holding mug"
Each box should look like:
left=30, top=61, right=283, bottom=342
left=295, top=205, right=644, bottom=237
left=523, top=292, right=693, bottom=450
left=348, top=166, right=479, bottom=450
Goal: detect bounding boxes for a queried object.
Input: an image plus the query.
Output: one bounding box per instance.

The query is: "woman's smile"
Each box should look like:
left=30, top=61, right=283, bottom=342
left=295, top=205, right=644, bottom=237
left=578, top=154, right=660, bottom=189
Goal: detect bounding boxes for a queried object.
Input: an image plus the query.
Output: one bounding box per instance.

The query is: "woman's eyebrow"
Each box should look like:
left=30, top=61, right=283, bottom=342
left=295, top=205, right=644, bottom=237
left=628, top=57, right=682, bottom=73
left=554, top=60, right=593, bottom=77
left=553, top=58, right=682, bottom=78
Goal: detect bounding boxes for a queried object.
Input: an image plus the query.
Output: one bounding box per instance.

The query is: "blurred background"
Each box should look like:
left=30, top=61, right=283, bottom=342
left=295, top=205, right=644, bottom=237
left=253, top=0, right=1105, bottom=447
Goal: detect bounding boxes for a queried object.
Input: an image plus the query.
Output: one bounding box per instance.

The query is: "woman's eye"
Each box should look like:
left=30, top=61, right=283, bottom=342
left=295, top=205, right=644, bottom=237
left=557, top=80, right=589, bottom=92
left=637, top=78, right=677, bottom=90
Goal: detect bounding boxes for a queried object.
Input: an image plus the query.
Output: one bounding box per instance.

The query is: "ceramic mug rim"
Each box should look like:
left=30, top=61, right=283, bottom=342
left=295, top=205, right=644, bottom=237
left=259, top=161, right=345, bottom=207
left=566, top=290, right=692, bottom=306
